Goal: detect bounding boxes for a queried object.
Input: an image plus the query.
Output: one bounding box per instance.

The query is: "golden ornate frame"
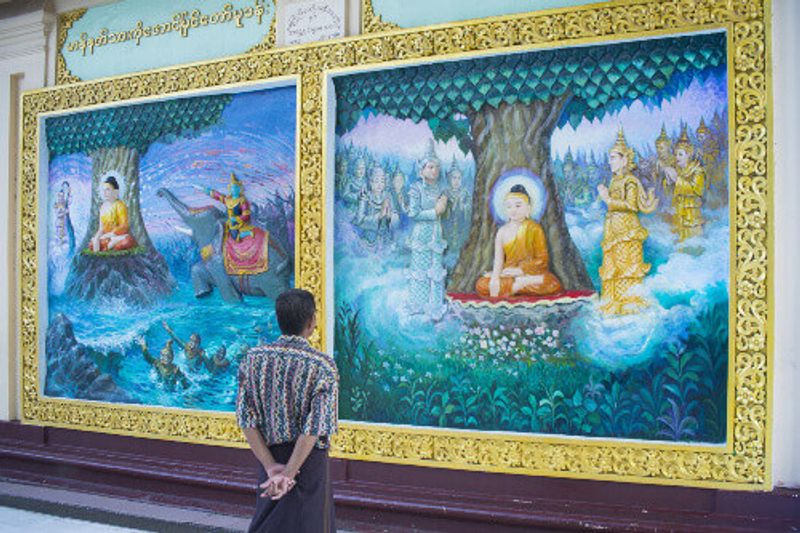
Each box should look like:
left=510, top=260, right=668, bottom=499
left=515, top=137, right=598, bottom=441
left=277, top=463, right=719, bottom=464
left=360, top=0, right=401, bottom=34
left=22, top=0, right=771, bottom=489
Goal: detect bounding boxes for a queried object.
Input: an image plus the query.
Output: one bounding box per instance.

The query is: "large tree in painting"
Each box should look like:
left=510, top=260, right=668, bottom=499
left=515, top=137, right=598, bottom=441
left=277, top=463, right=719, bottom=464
left=335, top=32, right=725, bottom=292
left=46, top=95, right=232, bottom=306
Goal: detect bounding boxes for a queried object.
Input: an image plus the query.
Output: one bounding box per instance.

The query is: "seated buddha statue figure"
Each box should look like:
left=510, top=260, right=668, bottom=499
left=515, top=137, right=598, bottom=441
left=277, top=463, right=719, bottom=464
left=89, top=174, right=138, bottom=252
left=476, top=184, right=562, bottom=298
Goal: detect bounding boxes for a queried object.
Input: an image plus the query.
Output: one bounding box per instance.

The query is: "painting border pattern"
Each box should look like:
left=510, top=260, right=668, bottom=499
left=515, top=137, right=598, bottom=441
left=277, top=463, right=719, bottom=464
left=21, top=0, right=771, bottom=489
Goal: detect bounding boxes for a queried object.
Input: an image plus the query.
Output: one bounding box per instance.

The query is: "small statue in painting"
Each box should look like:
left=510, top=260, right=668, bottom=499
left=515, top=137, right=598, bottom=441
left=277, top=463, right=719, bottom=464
left=475, top=184, right=562, bottom=298
left=89, top=173, right=138, bottom=253
left=355, top=165, right=398, bottom=239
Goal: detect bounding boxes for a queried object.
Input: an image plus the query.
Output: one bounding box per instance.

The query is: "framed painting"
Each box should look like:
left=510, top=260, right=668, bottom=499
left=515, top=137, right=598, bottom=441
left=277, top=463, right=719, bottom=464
left=331, top=31, right=731, bottom=438
left=20, top=0, right=771, bottom=489
left=21, top=72, right=307, bottom=442
left=323, top=0, right=771, bottom=489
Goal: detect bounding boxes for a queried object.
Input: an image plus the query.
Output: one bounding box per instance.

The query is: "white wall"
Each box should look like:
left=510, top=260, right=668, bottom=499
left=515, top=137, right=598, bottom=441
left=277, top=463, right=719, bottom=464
left=771, top=0, right=799, bottom=488
left=0, top=9, right=53, bottom=421
left=0, top=0, right=796, bottom=489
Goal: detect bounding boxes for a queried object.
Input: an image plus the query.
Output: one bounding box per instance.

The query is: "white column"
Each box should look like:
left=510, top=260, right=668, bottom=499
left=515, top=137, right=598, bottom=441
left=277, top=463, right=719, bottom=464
left=772, top=0, right=800, bottom=489
left=0, top=9, right=53, bottom=421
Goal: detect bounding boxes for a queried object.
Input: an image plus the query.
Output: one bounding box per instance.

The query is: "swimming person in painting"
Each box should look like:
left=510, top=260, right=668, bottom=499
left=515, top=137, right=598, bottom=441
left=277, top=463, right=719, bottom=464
left=476, top=184, right=562, bottom=298
left=663, top=125, right=705, bottom=241
left=195, top=172, right=254, bottom=241
left=137, top=337, right=190, bottom=389
left=598, top=127, right=658, bottom=315
left=236, top=289, right=338, bottom=532
left=161, top=321, right=205, bottom=369
left=406, top=140, right=449, bottom=321
left=89, top=173, right=138, bottom=253
left=204, top=345, right=231, bottom=374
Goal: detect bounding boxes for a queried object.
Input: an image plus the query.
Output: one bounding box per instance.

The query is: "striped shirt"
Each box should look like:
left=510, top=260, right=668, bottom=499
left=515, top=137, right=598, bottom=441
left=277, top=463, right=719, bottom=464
left=236, top=335, right=339, bottom=449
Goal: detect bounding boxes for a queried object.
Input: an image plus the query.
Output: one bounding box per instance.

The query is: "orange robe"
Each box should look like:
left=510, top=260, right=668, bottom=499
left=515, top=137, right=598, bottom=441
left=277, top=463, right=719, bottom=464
left=476, top=219, right=562, bottom=297
left=93, top=199, right=137, bottom=251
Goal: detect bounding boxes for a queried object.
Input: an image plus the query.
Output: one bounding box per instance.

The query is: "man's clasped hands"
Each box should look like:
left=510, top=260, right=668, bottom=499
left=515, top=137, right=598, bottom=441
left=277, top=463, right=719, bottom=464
left=261, top=463, right=298, bottom=500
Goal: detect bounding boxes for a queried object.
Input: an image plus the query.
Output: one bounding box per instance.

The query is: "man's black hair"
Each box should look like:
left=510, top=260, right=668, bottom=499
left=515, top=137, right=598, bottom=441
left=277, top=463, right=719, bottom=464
left=275, top=289, right=316, bottom=336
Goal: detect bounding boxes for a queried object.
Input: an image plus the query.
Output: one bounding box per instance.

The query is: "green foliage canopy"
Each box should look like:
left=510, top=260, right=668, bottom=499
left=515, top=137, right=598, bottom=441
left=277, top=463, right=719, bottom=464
left=335, top=32, right=726, bottom=139
left=46, top=94, right=233, bottom=158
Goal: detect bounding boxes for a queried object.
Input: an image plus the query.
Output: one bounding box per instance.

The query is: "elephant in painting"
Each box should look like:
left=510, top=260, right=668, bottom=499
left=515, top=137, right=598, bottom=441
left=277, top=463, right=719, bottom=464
left=157, top=187, right=291, bottom=303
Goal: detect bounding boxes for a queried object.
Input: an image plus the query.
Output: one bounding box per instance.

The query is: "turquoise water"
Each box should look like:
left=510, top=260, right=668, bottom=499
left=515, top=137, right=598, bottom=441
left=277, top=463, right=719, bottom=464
left=48, top=274, right=279, bottom=412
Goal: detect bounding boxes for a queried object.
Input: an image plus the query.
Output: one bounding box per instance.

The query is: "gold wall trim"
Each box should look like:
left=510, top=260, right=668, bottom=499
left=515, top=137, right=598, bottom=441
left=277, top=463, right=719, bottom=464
left=21, top=0, right=772, bottom=490
left=55, top=8, right=86, bottom=85
left=360, top=0, right=401, bottom=34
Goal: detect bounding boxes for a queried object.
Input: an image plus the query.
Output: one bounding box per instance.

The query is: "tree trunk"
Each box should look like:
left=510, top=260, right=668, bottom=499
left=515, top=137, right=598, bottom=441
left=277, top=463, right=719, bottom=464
left=448, top=98, right=594, bottom=293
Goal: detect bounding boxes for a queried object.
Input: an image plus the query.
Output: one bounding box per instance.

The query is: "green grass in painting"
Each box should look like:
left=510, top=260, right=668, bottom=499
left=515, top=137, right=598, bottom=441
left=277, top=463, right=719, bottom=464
left=335, top=301, right=728, bottom=443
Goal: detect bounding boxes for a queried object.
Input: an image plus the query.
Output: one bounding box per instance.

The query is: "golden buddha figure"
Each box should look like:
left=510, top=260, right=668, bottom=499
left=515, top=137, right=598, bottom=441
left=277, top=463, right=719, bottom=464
left=476, top=184, right=562, bottom=298
left=665, top=126, right=705, bottom=241
left=89, top=174, right=138, bottom=253
left=597, top=128, right=658, bottom=315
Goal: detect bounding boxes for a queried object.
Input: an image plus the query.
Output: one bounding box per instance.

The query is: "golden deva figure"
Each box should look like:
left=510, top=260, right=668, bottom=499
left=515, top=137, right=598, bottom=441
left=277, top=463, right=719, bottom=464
left=664, top=125, right=705, bottom=241
left=597, top=128, right=658, bottom=315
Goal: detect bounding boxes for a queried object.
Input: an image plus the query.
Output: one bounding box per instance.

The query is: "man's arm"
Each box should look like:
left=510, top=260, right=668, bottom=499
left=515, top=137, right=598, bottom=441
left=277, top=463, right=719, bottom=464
left=161, top=321, right=185, bottom=347
left=242, top=427, right=280, bottom=473
left=263, top=434, right=316, bottom=499
left=283, top=434, right=317, bottom=479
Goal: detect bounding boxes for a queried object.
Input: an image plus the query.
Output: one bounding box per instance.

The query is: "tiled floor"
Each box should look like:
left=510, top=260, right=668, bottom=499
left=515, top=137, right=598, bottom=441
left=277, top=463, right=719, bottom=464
left=0, top=506, right=149, bottom=532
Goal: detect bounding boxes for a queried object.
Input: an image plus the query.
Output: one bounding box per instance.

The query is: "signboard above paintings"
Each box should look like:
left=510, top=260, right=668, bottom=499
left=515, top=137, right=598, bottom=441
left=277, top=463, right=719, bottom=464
left=361, top=0, right=601, bottom=32
left=57, top=0, right=276, bottom=84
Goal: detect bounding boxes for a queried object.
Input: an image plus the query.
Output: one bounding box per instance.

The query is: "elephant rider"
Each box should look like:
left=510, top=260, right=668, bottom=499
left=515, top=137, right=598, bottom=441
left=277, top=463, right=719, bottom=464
left=195, top=172, right=255, bottom=241
left=162, top=321, right=205, bottom=369
left=137, top=337, right=190, bottom=389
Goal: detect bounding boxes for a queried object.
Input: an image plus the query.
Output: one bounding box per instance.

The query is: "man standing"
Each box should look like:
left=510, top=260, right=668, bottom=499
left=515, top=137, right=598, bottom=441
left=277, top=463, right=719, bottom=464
left=236, top=289, right=339, bottom=532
